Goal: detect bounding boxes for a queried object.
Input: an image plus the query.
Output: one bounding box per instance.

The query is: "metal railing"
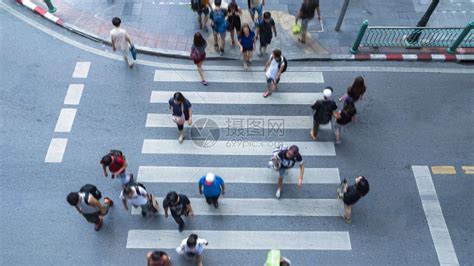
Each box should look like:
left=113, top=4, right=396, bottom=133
left=350, top=20, right=474, bottom=54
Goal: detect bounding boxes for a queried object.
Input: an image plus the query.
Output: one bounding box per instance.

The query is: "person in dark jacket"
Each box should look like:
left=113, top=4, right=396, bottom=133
left=337, top=176, right=370, bottom=224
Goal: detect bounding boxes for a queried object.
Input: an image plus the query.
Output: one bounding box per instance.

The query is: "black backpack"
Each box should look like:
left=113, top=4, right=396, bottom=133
left=278, top=56, right=288, bottom=73
left=80, top=184, right=102, bottom=204
left=109, top=150, right=124, bottom=161
left=134, top=183, right=147, bottom=196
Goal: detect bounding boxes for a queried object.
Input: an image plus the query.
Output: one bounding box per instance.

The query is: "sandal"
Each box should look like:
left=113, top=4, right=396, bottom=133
left=263, top=90, right=271, bottom=98
left=342, top=215, right=352, bottom=224
left=201, top=80, right=208, bottom=86
left=310, top=130, right=317, bottom=140
left=298, top=38, right=306, bottom=44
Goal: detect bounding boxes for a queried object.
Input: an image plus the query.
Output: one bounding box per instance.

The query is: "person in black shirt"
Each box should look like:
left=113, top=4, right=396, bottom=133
left=296, top=0, right=320, bottom=43
left=163, top=191, right=194, bottom=232
left=310, top=87, right=338, bottom=140
left=334, top=98, right=357, bottom=144
left=337, top=176, right=369, bottom=224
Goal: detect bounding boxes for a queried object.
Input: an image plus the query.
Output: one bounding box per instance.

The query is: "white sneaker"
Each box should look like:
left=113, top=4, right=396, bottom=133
left=275, top=189, right=281, bottom=199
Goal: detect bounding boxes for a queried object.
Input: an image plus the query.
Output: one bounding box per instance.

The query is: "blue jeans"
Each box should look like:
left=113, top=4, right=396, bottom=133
left=250, top=4, right=263, bottom=20
left=279, top=167, right=289, bottom=178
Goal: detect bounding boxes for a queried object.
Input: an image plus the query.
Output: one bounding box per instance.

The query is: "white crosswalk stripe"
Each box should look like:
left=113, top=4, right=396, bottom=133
left=153, top=70, right=325, bottom=83
left=127, top=230, right=351, bottom=250
left=137, top=166, right=340, bottom=184
left=131, top=198, right=342, bottom=216
left=127, top=70, right=352, bottom=252
left=151, top=91, right=323, bottom=105
left=145, top=113, right=331, bottom=130
left=142, top=139, right=336, bottom=156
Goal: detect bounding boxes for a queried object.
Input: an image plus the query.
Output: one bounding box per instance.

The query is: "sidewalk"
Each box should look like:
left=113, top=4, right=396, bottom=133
left=18, top=0, right=474, bottom=59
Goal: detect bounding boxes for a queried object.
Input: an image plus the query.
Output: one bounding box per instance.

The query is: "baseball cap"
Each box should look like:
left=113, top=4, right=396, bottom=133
left=323, top=86, right=333, bottom=98
left=288, top=145, right=300, bottom=156
left=205, top=173, right=215, bottom=185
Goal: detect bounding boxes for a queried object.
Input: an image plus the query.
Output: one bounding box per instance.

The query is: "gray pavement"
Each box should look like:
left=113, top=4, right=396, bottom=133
left=17, top=0, right=474, bottom=57
left=1, top=6, right=474, bottom=266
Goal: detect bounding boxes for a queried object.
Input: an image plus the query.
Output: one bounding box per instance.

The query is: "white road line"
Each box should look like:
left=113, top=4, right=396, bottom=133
left=151, top=91, right=323, bottom=105
left=72, top=62, right=91, bottom=78
left=127, top=230, right=352, bottom=250
left=132, top=198, right=342, bottom=216
left=137, top=166, right=340, bottom=184
left=154, top=70, right=324, bottom=83
left=146, top=114, right=331, bottom=130
left=44, top=138, right=68, bottom=163
left=412, top=166, right=459, bottom=266
left=64, top=84, right=84, bottom=105
left=3, top=3, right=473, bottom=75
left=54, top=108, right=77, bottom=132
left=142, top=139, right=336, bottom=156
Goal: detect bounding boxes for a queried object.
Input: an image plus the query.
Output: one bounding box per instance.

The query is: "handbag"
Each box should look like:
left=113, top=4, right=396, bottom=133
left=130, top=44, right=137, bottom=60
left=292, top=23, right=301, bottom=34
left=172, top=103, right=186, bottom=125
left=148, top=194, right=160, bottom=213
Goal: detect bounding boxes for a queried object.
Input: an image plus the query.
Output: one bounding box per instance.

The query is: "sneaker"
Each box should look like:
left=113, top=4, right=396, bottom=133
left=104, top=197, right=114, bottom=207
left=178, top=133, right=184, bottom=143
left=213, top=201, right=218, bottom=209
left=201, top=80, right=208, bottom=86
left=219, top=50, right=223, bottom=56
left=275, top=189, right=281, bottom=199
left=214, top=44, right=219, bottom=50
left=94, top=218, right=103, bottom=231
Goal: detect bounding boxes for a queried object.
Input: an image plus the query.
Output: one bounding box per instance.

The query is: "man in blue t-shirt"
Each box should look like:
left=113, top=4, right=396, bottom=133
left=198, top=172, right=225, bottom=208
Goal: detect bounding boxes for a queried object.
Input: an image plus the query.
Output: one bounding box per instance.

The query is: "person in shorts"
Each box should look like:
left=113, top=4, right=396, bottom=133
left=120, top=184, right=154, bottom=217
left=67, top=186, right=114, bottom=231
left=191, top=32, right=208, bottom=85
left=237, top=23, right=256, bottom=69
left=337, top=176, right=369, bottom=223
left=169, top=92, right=193, bottom=143
left=296, top=0, right=320, bottom=43
left=198, top=172, right=225, bottom=208
left=334, top=97, right=357, bottom=144
left=263, top=49, right=285, bottom=98
left=210, top=0, right=228, bottom=55
left=274, top=145, right=304, bottom=199
left=100, top=150, right=131, bottom=187
left=310, top=87, right=337, bottom=140
left=163, top=191, right=194, bottom=232
left=256, top=11, right=276, bottom=56
left=197, top=0, right=210, bottom=32
left=227, top=0, right=242, bottom=47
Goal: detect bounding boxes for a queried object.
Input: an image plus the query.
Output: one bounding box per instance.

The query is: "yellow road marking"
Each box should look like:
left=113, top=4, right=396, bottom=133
left=461, top=166, right=474, bottom=174
left=431, top=166, right=456, bottom=175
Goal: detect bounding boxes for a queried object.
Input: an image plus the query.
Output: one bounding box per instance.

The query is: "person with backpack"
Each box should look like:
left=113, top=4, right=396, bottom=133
left=237, top=23, right=256, bottom=70
left=334, top=98, right=357, bottom=144
left=147, top=250, right=172, bottom=266
left=270, top=145, right=304, bottom=199
left=337, top=176, right=370, bottom=224
left=169, top=92, right=193, bottom=143
left=66, top=184, right=114, bottom=231
left=163, top=191, right=194, bottom=232
left=295, top=0, right=321, bottom=44
left=192, top=0, right=210, bottom=32
left=191, top=32, right=208, bottom=86
left=256, top=12, right=276, bottom=56
left=227, top=0, right=242, bottom=47
left=210, top=0, right=228, bottom=55
left=310, top=87, right=338, bottom=140
left=263, top=49, right=286, bottom=98
left=100, top=150, right=131, bottom=187
left=198, top=172, right=225, bottom=208
left=176, top=234, right=208, bottom=266
left=120, top=183, right=159, bottom=217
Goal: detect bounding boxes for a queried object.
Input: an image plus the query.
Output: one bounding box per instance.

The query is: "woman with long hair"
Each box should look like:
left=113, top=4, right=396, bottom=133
left=169, top=92, right=193, bottom=143
left=191, top=32, right=208, bottom=85
left=339, top=76, right=367, bottom=103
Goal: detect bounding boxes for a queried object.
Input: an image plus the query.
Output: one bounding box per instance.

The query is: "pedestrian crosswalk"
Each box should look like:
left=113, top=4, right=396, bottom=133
left=127, top=230, right=351, bottom=250
left=127, top=69, right=351, bottom=255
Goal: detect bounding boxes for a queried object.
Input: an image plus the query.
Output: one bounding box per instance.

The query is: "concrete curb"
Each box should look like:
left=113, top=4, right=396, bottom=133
left=15, top=0, right=474, bottom=63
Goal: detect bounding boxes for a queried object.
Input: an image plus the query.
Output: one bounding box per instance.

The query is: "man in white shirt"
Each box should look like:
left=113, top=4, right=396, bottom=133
left=110, top=17, right=134, bottom=68
left=120, top=184, right=150, bottom=217
left=176, top=234, right=208, bottom=266
left=263, top=49, right=286, bottom=98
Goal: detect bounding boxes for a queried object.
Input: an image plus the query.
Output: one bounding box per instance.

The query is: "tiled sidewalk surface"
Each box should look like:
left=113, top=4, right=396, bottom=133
left=25, top=0, right=474, bottom=58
